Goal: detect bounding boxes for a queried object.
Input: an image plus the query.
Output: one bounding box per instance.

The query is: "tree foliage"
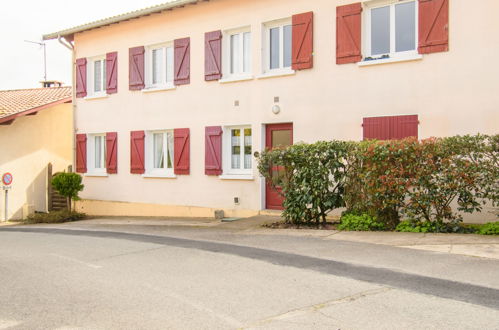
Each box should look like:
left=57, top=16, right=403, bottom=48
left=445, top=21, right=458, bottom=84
left=51, top=172, right=84, bottom=211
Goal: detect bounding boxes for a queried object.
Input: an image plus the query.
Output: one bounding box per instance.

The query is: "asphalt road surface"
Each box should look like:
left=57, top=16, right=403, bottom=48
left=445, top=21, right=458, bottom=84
left=0, top=225, right=498, bottom=329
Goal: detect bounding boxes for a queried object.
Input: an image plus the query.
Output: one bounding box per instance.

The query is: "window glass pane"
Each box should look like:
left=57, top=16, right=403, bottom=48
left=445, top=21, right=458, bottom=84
left=166, top=47, right=174, bottom=83
left=395, top=1, right=416, bottom=52
left=371, top=6, right=390, bottom=55
left=95, top=136, right=102, bottom=168
left=270, top=27, right=280, bottom=69
left=244, top=128, right=252, bottom=169
left=243, top=32, right=251, bottom=73
left=94, top=60, right=102, bottom=92
left=271, top=130, right=292, bottom=149
left=231, top=129, right=241, bottom=169
left=153, top=133, right=164, bottom=169
left=283, top=25, right=292, bottom=68
left=102, top=60, right=106, bottom=92
left=166, top=132, right=174, bottom=169
left=230, top=34, right=240, bottom=74
left=152, top=48, right=164, bottom=85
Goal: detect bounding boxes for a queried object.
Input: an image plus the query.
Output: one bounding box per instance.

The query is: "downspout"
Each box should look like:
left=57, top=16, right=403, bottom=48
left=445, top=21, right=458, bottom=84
left=57, top=35, right=76, bottom=173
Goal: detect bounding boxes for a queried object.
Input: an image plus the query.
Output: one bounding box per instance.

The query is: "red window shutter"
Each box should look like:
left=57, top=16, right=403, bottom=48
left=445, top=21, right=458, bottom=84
left=174, top=37, right=191, bottom=86
left=292, top=12, right=314, bottom=70
left=130, top=131, right=145, bottom=174
left=75, top=58, right=87, bottom=98
left=174, top=128, right=190, bottom=175
left=205, top=31, right=222, bottom=81
left=106, top=132, right=118, bottom=174
left=129, top=46, right=145, bottom=90
left=106, top=52, right=118, bottom=94
left=363, top=115, right=419, bottom=140
left=76, top=134, right=87, bottom=173
left=390, top=115, right=419, bottom=140
left=336, top=3, right=362, bottom=64
left=205, top=126, right=223, bottom=176
left=418, top=0, right=449, bottom=54
left=363, top=117, right=390, bottom=141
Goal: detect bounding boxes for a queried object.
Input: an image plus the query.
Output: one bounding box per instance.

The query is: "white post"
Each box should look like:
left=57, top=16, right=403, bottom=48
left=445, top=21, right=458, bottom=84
left=3, top=188, right=8, bottom=222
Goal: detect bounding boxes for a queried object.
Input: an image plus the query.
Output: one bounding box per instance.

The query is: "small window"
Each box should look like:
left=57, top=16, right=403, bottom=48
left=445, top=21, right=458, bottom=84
left=223, top=27, right=251, bottom=79
left=224, top=126, right=252, bottom=175
left=145, top=130, right=174, bottom=176
left=263, top=19, right=292, bottom=73
left=87, top=134, right=106, bottom=174
left=145, top=43, right=174, bottom=89
left=365, top=0, right=417, bottom=59
left=87, top=57, right=106, bottom=96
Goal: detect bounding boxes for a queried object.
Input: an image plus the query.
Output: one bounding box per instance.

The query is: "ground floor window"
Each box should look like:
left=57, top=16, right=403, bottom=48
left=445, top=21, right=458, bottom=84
left=87, top=134, right=106, bottom=174
left=223, top=126, right=252, bottom=175
left=145, top=130, right=174, bottom=176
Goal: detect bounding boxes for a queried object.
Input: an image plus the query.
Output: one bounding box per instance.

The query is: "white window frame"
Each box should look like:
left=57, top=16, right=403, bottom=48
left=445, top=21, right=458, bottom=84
left=86, top=56, right=107, bottom=98
left=86, top=133, right=107, bottom=176
left=261, top=18, right=294, bottom=75
left=144, top=42, right=175, bottom=91
left=222, top=125, right=253, bottom=178
left=222, top=26, right=252, bottom=82
left=362, top=0, right=419, bottom=63
left=144, top=130, right=175, bottom=178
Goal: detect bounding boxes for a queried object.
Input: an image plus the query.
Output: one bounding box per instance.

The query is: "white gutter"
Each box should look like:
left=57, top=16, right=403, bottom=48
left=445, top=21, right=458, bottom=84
left=58, top=35, right=77, bottom=173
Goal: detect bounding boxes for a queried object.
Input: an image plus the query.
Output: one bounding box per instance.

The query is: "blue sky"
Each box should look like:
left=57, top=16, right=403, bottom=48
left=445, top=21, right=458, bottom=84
left=0, top=0, right=172, bottom=90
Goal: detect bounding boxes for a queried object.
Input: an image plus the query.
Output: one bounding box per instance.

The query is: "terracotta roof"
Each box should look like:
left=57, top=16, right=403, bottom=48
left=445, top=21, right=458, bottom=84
left=0, top=87, right=72, bottom=124
left=43, top=0, right=203, bottom=40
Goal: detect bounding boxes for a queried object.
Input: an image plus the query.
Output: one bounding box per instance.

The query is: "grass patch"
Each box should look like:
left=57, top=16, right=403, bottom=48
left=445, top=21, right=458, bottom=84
left=24, top=210, right=86, bottom=224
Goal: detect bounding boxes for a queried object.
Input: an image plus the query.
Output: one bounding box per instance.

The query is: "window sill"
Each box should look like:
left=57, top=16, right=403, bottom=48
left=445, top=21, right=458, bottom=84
left=257, top=69, right=295, bottom=80
left=219, top=174, right=254, bottom=181
left=84, top=94, right=108, bottom=101
left=84, top=172, right=108, bottom=177
left=358, top=54, right=423, bottom=67
left=142, top=173, right=177, bottom=179
left=142, top=85, right=176, bottom=93
left=219, top=75, right=254, bottom=84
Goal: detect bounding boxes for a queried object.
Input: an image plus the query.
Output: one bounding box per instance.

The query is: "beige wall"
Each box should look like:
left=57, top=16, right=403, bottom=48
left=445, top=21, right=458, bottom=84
left=0, top=103, right=72, bottom=220
left=73, top=0, right=499, bottom=222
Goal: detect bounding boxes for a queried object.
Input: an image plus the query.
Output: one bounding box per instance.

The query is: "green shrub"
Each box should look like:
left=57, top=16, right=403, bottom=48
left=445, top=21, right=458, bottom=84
left=25, top=210, right=86, bottom=224
left=257, top=141, right=349, bottom=225
left=478, top=222, right=499, bottom=235
left=338, top=213, right=385, bottom=231
left=396, top=220, right=466, bottom=233
left=52, top=172, right=84, bottom=211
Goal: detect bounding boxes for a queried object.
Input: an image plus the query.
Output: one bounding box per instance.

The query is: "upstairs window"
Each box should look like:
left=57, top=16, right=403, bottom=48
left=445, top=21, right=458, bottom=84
left=263, top=19, right=292, bottom=73
left=365, top=0, right=417, bottom=59
left=87, top=56, right=106, bottom=97
left=224, top=27, right=251, bottom=78
left=145, top=43, right=174, bottom=89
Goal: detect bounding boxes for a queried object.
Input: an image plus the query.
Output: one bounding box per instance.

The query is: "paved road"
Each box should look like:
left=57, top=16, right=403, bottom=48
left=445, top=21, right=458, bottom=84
left=0, top=224, right=498, bottom=329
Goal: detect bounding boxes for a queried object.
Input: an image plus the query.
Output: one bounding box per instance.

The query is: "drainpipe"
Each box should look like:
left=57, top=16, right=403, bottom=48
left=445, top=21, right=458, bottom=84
left=57, top=35, right=76, bottom=173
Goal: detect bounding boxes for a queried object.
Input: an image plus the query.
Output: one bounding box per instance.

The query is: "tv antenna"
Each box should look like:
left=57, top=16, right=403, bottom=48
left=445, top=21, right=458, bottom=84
left=24, top=40, right=47, bottom=82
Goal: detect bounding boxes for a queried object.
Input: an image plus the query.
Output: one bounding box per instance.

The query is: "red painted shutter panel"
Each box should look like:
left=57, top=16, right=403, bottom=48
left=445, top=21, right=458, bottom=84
left=129, top=46, right=145, bottom=90
left=130, top=131, right=145, bottom=174
left=174, top=128, right=190, bottom=175
left=76, top=134, right=87, bottom=173
left=75, top=58, right=87, bottom=98
left=205, top=31, right=222, bottom=81
left=174, top=37, right=191, bottom=85
left=390, top=115, right=419, bottom=140
left=363, top=117, right=390, bottom=141
left=106, top=132, right=118, bottom=174
left=418, top=0, right=449, bottom=54
left=106, top=52, right=118, bottom=94
left=205, top=126, right=223, bottom=176
left=336, top=3, right=362, bottom=64
left=292, top=12, right=314, bottom=70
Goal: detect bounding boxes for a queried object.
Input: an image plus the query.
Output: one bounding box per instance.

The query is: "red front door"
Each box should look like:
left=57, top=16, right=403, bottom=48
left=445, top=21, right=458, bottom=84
left=265, top=123, right=293, bottom=210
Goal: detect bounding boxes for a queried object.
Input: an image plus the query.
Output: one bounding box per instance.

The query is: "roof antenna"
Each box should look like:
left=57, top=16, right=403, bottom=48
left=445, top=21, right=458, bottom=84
left=24, top=40, right=47, bottom=83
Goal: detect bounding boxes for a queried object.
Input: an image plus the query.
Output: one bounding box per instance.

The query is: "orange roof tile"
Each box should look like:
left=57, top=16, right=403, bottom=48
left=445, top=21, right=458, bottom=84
left=0, top=87, right=71, bottom=123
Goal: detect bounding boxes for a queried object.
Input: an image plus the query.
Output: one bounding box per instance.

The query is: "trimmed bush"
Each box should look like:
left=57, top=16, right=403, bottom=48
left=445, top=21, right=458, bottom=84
left=52, top=172, right=84, bottom=211
left=25, top=210, right=86, bottom=224
left=338, top=214, right=385, bottom=231
left=478, top=222, right=499, bottom=235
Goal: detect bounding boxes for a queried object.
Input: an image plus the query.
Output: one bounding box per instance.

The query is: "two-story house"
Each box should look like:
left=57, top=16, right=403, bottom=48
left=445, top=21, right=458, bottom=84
left=44, top=0, right=498, bottom=220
